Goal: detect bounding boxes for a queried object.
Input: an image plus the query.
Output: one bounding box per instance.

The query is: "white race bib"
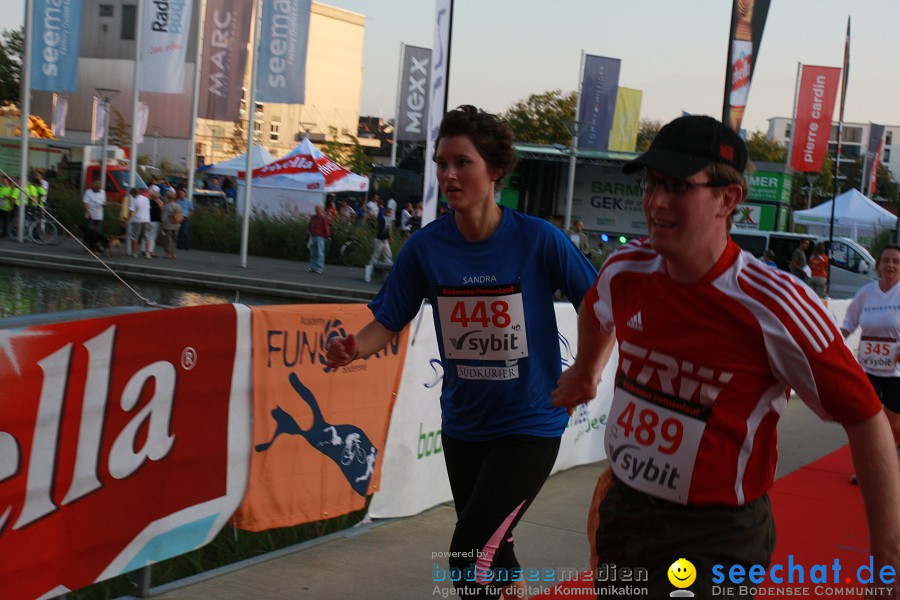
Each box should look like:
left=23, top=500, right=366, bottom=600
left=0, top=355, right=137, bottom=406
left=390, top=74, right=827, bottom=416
left=605, top=375, right=710, bottom=504
left=859, top=336, right=899, bottom=373
left=436, top=283, right=528, bottom=361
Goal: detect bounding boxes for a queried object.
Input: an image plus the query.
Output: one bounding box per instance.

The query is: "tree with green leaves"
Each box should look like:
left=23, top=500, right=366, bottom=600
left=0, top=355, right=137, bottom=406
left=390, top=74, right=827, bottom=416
left=320, top=126, right=371, bottom=175
left=843, top=156, right=899, bottom=202
left=0, top=27, right=23, bottom=106
left=636, top=119, right=663, bottom=152
left=745, top=131, right=786, bottom=163
left=502, top=90, right=576, bottom=145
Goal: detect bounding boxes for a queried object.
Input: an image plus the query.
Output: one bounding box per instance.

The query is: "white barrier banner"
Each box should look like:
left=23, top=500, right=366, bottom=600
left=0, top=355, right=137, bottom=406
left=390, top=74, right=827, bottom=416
left=369, top=302, right=618, bottom=519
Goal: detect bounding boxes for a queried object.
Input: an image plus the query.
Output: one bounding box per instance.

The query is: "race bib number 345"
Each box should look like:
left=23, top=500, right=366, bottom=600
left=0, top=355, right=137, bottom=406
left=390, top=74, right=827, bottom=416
left=437, top=283, right=528, bottom=360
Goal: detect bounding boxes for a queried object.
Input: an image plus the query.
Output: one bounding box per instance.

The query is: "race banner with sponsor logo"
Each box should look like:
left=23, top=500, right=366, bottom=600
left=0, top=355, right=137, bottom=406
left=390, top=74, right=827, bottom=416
left=577, top=55, right=621, bottom=151
left=559, top=164, right=645, bottom=236
left=397, top=45, right=432, bottom=142
left=255, top=0, right=311, bottom=104
left=199, top=0, right=254, bottom=121
left=864, top=123, right=885, bottom=197
left=723, top=0, right=771, bottom=132
left=789, top=65, right=841, bottom=173
left=140, top=0, right=194, bottom=93
left=30, top=0, right=84, bottom=92
left=232, top=304, right=408, bottom=531
left=369, top=303, right=616, bottom=519
left=608, top=87, right=642, bottom=152
left=0, top=304, right=252, bottom=599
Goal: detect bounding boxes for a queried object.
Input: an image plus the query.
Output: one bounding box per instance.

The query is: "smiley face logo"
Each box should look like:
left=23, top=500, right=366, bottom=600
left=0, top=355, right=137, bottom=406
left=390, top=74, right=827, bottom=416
left=668, top=558, right=696, bottom=589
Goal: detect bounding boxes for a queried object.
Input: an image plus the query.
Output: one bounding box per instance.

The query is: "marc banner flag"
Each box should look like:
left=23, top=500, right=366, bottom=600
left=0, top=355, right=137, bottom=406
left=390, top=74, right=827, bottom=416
left=723, top=0, right=771, bottom=132
left=52, top=94, right=68, bottom=138
left=865, top=123, right=885, bottom=196
left=0, top=304, right=252, bottom=599
left=397, top=45, right=432, bottom=142
left=577, top=55, right=620, bottom=151
left=422, top=0, right=453, bottom=227
left=789, top=65, right=840, bottom=173
left=255, top=0, right=311, bottom=104
left=140, top=0, right=194, bottom=94
left=608, top=87, right=642, bottom=152
left=30, top=0, right=84, bottom=92
left=232, top=304, right=408, bottom=531
left=199, top=0, right=254, bottom=121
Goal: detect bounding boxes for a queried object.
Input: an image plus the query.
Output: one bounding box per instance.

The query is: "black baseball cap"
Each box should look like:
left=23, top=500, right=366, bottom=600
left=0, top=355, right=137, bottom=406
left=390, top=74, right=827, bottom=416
left=622, top=115, right=747, bottom=179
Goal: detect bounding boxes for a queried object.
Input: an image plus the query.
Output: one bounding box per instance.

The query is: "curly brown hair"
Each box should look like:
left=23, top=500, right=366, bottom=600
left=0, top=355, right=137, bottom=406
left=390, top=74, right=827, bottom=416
left=435, top=105, right=518, bottom=190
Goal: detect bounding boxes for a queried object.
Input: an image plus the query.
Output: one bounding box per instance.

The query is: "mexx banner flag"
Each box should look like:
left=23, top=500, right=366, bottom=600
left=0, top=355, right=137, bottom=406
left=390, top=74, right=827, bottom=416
left=140, top=0, right=194, bottom=94
left=609, top=87, right=642, bottom=152
left=30, top=0, right=84, bottom=92
left=577, top=55, right=620, bottom=151
left=199, top=0, right=254, bottom=121
left=789, top=65, right=841, bottom=173
left=255, top=0, right=311, bottom=104
left=723, top=0, right=771, bottom=132
left=396, top=45, right=432, bottom=142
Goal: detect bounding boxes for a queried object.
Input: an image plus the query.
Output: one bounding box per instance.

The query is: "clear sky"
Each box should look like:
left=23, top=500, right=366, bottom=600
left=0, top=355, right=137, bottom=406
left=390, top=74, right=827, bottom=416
left=8, top=0, right=900, bottom=133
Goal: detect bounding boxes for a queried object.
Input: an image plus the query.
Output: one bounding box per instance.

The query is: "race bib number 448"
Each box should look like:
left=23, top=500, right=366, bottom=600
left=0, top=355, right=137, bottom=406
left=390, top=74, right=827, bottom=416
left=436, top=283, right=528, bottom=360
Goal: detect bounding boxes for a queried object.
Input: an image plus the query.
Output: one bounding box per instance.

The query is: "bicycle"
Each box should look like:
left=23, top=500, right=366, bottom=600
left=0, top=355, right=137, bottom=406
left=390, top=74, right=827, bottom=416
left=339, top=235, right=364, bottom=266
left=9, top=205, right=61, bottom=245
left=339, top=434, right=367, bottom=466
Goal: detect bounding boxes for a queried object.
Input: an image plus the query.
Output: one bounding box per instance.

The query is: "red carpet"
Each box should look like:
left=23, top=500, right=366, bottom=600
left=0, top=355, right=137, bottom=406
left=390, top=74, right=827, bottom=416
left=534, top=446, right=876, bottom=599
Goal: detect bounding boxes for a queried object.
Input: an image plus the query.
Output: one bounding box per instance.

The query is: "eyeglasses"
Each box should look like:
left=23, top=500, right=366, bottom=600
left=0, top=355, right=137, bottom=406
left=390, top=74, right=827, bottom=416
left=639, top=175, right=731, bottom=195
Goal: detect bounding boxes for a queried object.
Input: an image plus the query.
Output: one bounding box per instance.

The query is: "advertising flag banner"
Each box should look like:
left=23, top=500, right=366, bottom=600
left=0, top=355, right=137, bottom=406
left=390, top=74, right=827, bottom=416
left=723, top=0, right=772, bottom=132
left=421, top=0, right=453, bottom=227
left=135, top=101, right=150, bottom=144
left=0, top=304, right=252, bottom=599
left=232, top=304, right=408, bottom=531
left=255, top=0, right=311, bottom=104
left=199, top=0, right=254, bottom=121
left=789, top=65, right=841, bottom=173
left=52, top=94, right=68, bottom=138
left=577, top=55, right=621, bottom=150
left=139, top=0, right=193, bottom=93
left=608, top=87, right=642, bottom=152
left=865, top=124, right=885, bottom=196
left=397, top=45, right=432, bottom=142
left=30, top=0, right=84, bottom=92
left=90, top=97, right=106, bottom=143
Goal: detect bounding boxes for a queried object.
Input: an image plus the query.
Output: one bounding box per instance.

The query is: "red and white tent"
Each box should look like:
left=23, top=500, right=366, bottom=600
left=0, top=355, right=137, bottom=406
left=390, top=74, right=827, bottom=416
left=236, top=138, right=369, bottom=217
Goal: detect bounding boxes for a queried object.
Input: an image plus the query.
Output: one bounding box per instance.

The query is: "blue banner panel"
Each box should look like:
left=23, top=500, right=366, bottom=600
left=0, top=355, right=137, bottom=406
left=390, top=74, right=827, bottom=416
left=577, top=55, right=621, bottom=151
left=255, top=0, right=312, bottom=104
left=31, top=0, right=84, bottom=92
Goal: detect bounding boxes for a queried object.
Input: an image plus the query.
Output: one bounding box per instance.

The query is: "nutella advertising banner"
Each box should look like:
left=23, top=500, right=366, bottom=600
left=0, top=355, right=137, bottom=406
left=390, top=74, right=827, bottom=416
left=789, top=65, right=841, bottom=173
left=396, top=45, right=432, bottom=142
left=0, top=304, right=252, bottom=599
left=255, top=0, right=311, bottom=104
left=199, top=0, right=254, bottom=121
left=723, top=0, right=771, bottom=132
left=140, top=0, right=194, bottom=94
left=232, top=304, right=408, bottom=531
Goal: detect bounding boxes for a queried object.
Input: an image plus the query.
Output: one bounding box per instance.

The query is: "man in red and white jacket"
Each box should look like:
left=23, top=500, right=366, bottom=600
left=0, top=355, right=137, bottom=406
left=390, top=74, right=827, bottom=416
left=307, top=204, right=331, bottom=274
left=552, top=115, right=900, bottom=599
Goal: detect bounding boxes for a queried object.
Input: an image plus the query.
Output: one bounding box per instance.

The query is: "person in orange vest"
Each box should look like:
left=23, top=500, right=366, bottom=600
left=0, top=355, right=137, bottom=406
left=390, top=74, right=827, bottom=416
left=809, top=242, right=830, bottom=299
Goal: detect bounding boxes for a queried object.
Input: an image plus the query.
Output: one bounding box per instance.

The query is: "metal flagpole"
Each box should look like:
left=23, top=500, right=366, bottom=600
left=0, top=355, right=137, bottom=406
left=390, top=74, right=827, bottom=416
left=390, top=42, right=404, bottom=167
left=240, top=0, right=263, bottom=268
left=828, top=16, right=851, bottom=291
left=564, top=50, right=586, bottom=233
left=186, top=0, right=208, bottom=200
left=17, top=0, right=34, bottom=243
left=128, top=0, right=144, bottom=190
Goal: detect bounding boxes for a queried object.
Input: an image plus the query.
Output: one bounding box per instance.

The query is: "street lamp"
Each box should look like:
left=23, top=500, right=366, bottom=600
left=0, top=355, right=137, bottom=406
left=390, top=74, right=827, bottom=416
left=95, top=88, right=120, bottom=194
left=561, top=119, right=589, bottom=232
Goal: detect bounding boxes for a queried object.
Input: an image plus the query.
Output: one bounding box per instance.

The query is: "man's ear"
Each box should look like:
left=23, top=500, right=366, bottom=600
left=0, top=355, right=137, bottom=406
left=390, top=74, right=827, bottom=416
left=718, top=184, right=744, bottom=219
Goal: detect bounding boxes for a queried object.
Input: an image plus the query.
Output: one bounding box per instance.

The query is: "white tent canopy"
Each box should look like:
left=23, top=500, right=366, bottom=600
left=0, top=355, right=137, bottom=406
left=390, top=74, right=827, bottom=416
left=793, top=189, right=897, bottom=243
left=200, top=144, right=277, bottom=178
left=236, top=138, right=369, bottom=217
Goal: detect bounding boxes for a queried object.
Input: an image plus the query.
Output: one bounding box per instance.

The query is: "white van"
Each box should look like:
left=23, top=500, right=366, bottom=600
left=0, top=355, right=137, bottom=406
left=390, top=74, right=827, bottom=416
left=730, top=230, right=876, bottom=299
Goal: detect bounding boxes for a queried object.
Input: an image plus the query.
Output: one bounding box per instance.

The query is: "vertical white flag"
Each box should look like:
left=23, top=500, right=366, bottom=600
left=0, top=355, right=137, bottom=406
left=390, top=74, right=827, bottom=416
left=135, top=101, right=150, bottom=144
left=52, top=94, right=68, bottom=138
left=91, top=97, right=107, bottom=143
left=140, top=0, right=194, bottom=93
left=421, top=0, right=453, bottom=227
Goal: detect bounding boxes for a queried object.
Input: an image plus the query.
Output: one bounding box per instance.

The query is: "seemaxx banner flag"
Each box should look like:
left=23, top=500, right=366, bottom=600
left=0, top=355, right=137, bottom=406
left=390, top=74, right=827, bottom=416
left=31, top=0, right=84, bottom=92
left=255, top=0, right=311, bottom=104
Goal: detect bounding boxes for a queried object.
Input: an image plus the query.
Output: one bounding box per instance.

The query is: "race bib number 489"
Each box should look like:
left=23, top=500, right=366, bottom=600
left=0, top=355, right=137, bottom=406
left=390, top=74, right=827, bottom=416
left=436, top=283, right=528, bottom=360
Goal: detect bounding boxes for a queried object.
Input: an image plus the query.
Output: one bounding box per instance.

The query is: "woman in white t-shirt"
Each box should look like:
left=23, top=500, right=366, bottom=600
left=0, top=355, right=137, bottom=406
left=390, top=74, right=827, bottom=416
left=842, top=243, right=900, bottom=480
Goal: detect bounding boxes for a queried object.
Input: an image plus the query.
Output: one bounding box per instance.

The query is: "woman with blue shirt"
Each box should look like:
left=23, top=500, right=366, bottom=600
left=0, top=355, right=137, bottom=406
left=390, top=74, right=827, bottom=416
left=326, top=106, right=597, bottom=599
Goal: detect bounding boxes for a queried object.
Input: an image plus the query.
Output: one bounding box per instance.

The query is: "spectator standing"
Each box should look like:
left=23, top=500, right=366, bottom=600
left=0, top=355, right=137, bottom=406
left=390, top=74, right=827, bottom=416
left=160, top=192, right=183, bottom=259
left=176, top=189, right=195, bottom=250
left=567, top=219, right=592, bottom=257
left=307, top=205, right=331, bottom=274
left=129, top=188, right=152, bottom=258
left=790, top=238, right=811, bottom=281
left=400, top=202, right=413, bottom=237
left=365, top=206, right=393, bottom=282
left=763, top=249, right=777, bottom=267
left=809, top=242, right=830, bottom=298
left=147, top=189, right=164, bottom=257
left=0, top=175, right=18, bottom=238
left=82, top=179, right=106, bottom=236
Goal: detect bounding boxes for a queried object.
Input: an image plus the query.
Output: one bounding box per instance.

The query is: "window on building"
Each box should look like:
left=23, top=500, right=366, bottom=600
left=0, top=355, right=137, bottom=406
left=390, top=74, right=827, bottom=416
left=255, top=102, right=264, bottom=113
left=254, top=121, right=263, bottom=133
left=843, top=127, right=863, bottom=144
left=99, top=4, right=114, bottom=17
left=886, top=131, right=893, bottom=146
left=270, top=123, right=280, bottom=142
left=884, top=148, right=891, bottom=164
left=785, top=123, right=791, bottom=140
left=121, top=5, right=136, bottom=40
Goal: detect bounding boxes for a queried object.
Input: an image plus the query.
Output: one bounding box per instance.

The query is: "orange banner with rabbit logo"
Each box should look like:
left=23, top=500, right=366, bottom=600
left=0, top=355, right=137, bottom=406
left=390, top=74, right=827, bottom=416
left=232, top=304, right=408, bottom=531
